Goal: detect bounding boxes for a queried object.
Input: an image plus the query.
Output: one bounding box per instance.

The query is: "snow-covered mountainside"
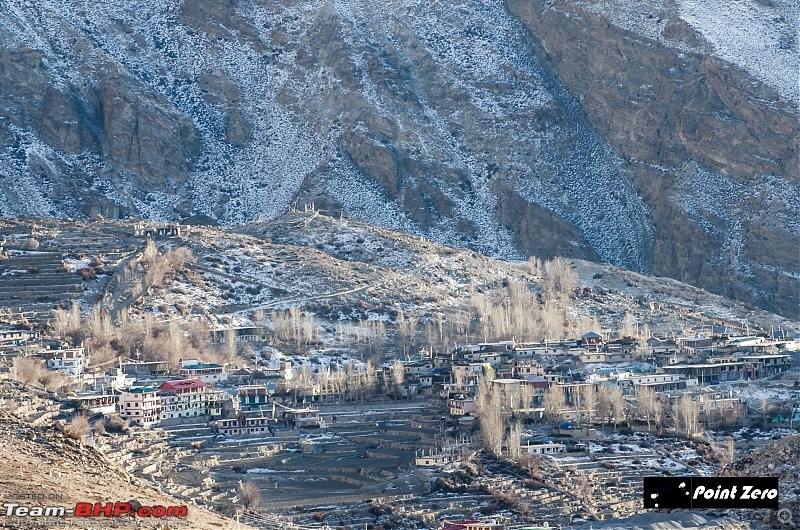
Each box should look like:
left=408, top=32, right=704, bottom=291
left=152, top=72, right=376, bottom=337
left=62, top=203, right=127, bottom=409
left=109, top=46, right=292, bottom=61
left=0, top=0, right=797, bottom=317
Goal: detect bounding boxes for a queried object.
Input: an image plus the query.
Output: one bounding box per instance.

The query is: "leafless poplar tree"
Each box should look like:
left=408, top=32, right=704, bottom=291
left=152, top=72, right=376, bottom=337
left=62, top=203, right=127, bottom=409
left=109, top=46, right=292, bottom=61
left=609, top=387, right=626, bottom=428
left=506, top=420, right=522, bottom=459
left=519, top=384, right=534, bottom=414
left=674, top=394, right=700, bottom=437
left=578, top=385, right=597, bottom=425
left=542, top=384, right=563, bottom=423
left=390, top=359, right=405, bottom=398
left=636, top=386, right=658, bottom=430
left=476, top=379, right=504, bottom=457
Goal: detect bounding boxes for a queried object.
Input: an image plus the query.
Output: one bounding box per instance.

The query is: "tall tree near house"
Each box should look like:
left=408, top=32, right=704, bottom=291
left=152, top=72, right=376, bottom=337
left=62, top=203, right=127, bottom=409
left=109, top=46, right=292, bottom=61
left=653, top=396, right=664, bottom=434
left=609, top=387, right=626, bottom=429
left=222, top=327, right=237, bottom=364
left=580, top=385, right=598, bottom=426
left=598, top=389, right=613, bottom=427
left=390, top=359, right=405, bottom=398
left=572, top=386, right=583, bottom=427
left=454, top=369, right=467, bottom=391
left=372, top=320, right=386, bottom=362
left=542, top=384, right=564, bottom=423
left=506, top=421, right=523, bottom=459
left=396, top=311, right=418, bottom=357
left=519, top=383, right=535, bottom=414
left=759, top=393, right=770, bottom=428
left=364, top=360, right=376, bottom=397
left=621, top=312, right=637, bottom=339
left=674, top=394, right=700, bottom=437
left=636, top=386, right=657, bottom=430
left=540, top=301, right=564, bottom=342
left=476, top=377, right=504, bottom=457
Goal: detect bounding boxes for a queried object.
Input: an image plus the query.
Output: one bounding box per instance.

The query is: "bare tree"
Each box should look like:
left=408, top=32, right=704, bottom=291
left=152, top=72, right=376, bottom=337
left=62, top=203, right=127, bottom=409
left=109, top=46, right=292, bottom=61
left=506, top=420, right=523, bottom=459
left=636, top=386, right=658, bottom=430
left=238, top=482, right=261, bottom=510
left=519, top=384, right=534, bottom=414
left=653, top=396, right=663, bottom=434
left=66, top=415, right=91, bottom=440
left=759, top=394, right=770, bottom=428
left=542, top=384, right=563, bottom=423
left=620, top=312, right=638, bottom=339
left=579, top=385, right=598, bottom=426
left=674, top=394, right=700, bottom=437
left=609, top=387, right=626, bottom=429
left=476, top=380, right=504, bottom=457
left=598, top=389, right=613, bottom=427
left=542, top=257, right=578, bottom=307
left=11, top=357, right=51, bottom=388
left=399, top=311, right=418, bottom=357
left=390, top=360, right=405, bottom=398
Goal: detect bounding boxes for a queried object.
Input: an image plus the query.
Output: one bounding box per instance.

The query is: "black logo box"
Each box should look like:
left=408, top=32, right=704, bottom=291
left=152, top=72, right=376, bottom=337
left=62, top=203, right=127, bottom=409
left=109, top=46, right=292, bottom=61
left=643, top=477, right=779, bottom=509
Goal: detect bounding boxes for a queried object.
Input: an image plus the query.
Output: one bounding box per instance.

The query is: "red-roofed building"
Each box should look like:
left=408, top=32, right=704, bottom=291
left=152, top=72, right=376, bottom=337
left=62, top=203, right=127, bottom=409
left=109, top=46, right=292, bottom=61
left=159, top=379, right=223, bottom=420
left=160, top=379, right=207, bottom=392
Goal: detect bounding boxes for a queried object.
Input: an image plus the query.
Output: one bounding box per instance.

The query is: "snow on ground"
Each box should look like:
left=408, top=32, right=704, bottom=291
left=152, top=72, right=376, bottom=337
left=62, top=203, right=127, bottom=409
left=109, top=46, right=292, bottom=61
left=677, top=0, right=799, bottom=104
left=578, top=0, right=798, bottom=105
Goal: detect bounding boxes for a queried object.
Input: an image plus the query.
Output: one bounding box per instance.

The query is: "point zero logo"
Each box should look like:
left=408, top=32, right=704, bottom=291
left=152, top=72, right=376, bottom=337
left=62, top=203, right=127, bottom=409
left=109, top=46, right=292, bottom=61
left=644, top=477, right=779, bottom=509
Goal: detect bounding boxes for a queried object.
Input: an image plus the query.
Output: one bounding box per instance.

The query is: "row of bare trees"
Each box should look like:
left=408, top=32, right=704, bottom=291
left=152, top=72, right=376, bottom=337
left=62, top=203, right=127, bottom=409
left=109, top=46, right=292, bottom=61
left=541, top=384, right=626, bottom=428
left=51, top=302, right=243, bottom=372
left=294, top=361, right=378, bottom=402
left=475, top=370, right=516, bottom=457
left=538, top=382, right=732, bottom=438
left=469, top=258, right=579, bottom=343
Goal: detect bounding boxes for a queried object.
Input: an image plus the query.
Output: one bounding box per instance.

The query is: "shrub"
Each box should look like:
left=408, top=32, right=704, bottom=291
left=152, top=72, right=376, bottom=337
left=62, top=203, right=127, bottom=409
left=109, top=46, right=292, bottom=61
left=238, top=482, right=260, bottom=510
left=66, top=415, right=91, bottom=439
left=77, top=267, right=96, bottom=280
left=104, top=415, right=130, bottom=434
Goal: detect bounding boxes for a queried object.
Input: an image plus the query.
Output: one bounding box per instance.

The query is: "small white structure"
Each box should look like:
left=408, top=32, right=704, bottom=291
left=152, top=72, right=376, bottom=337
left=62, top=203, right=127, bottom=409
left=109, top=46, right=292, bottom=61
left=521, top=443, right=566, bottom=455
left=179, top=358, right=228, bottom=384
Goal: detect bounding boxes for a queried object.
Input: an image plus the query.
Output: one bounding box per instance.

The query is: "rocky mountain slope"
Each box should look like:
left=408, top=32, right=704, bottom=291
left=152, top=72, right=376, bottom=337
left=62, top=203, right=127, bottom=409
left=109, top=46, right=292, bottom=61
left=0, top=0, right=796, bottom=317
left=5, top=215, right=794, bottom=339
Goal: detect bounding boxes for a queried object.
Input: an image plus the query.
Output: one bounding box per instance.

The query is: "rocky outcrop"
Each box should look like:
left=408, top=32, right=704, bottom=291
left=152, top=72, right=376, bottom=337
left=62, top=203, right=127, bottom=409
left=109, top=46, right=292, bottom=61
left=0, top=0, right=796, bottom=317
left=508, top=0, right=799, bottom=318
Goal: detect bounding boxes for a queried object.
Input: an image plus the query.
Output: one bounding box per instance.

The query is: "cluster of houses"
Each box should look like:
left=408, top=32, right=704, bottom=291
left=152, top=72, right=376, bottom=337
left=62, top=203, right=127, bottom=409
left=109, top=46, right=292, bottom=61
left=1, top=322, right=797, bottom=436
left=384, top=331, right=797, bottom=423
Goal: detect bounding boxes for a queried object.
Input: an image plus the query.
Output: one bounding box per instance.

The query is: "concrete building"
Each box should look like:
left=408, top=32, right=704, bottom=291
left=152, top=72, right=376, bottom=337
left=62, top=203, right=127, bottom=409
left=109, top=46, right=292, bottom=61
left=179, top=358, right=228, bottom=384
left=159, top=379, right=223, bottom=420
left=46, top=348, right=86, bottom=376
left=118, top=387, right=160, bottom=427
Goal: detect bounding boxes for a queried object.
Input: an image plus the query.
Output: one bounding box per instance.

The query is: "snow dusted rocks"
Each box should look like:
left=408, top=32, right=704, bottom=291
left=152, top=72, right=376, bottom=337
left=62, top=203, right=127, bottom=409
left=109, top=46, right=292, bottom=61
left=509, top=0, right=799, bottom=318
left=0, top=0, right=796, bottom=317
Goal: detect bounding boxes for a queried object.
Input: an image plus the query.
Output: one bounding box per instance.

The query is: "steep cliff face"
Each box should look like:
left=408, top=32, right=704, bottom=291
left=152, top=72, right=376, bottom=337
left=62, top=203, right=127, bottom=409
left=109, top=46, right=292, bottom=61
left=0, top=0, right=796, bottom=317
left=509, top=0, right=799, bottom=318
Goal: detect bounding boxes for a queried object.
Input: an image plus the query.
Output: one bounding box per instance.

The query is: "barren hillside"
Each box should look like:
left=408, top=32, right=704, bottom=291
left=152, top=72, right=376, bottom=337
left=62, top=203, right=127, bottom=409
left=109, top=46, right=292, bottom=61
left=0, top=405, right=251, bottom=530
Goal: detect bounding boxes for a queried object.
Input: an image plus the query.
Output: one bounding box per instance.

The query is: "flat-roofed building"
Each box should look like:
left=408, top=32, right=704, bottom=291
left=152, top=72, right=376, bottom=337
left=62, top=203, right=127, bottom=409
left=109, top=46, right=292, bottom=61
left=179, top=358, right=227, bottom=384
left=118, top=386, right=160, bottom=427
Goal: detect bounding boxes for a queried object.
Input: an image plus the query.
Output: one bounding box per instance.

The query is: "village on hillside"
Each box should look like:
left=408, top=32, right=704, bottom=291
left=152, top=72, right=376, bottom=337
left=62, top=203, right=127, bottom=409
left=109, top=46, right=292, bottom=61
left=1, top=216, right=799, bottom=529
